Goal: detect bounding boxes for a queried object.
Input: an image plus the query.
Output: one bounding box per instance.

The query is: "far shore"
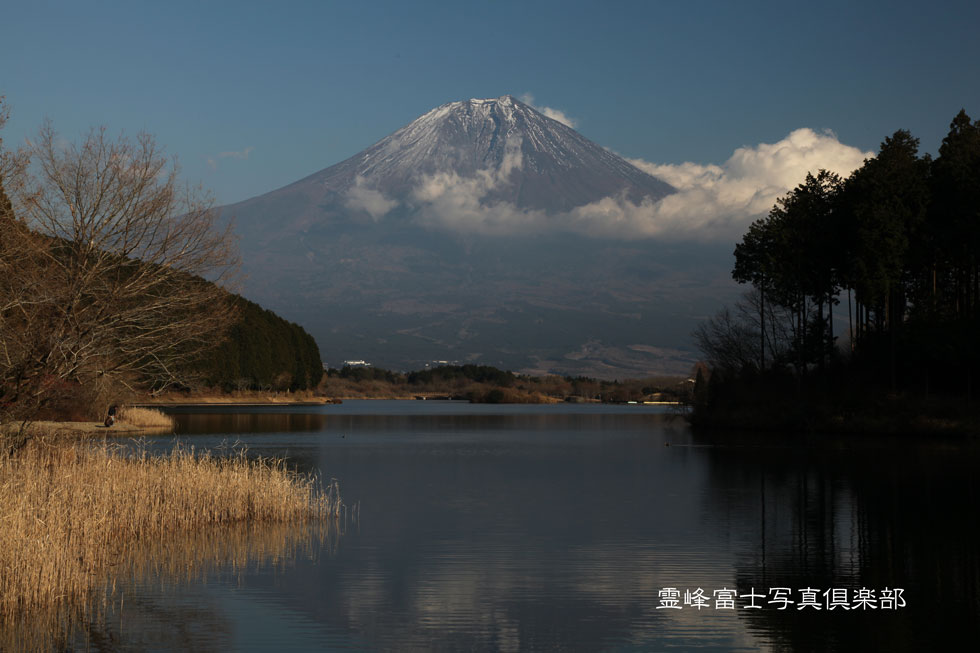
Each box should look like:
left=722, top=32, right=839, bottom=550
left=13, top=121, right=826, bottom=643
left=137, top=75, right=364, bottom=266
left=3, top=420, right=172, bottom=437
left=139, top=393, right=337, bottom=407
left=140, top=394, right=686, bottom=405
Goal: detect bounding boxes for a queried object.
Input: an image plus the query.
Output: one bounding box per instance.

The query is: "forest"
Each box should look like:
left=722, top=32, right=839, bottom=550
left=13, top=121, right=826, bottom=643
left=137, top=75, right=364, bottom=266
left=694, top=110, right=980, bottom=434
left=193, top=296, right=323, bottom=393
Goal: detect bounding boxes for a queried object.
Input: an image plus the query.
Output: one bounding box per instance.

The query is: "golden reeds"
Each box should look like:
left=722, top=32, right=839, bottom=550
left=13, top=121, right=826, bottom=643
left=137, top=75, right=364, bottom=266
left=1, top=520, right=337, bottom=651
left=116, top=406, right=175, bottom=429
left=0, top=434, right=339, bottom=625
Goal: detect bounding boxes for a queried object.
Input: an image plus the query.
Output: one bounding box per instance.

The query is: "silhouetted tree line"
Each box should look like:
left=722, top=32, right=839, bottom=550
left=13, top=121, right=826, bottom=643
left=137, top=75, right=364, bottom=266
left=695, top=110, right=980, bottom=428
left=327, top=364, right=516, bottom=387
left=194, top=296, right=323, bottom=392
left=325, top=364, right=691, bottom=404
left=330, top=365, right=403, bottom=384
left=406, top=365, right=516, bottom=387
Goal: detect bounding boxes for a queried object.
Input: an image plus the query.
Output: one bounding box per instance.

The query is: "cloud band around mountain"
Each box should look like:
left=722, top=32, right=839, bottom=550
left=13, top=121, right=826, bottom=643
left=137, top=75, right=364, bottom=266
left=620, top=128, right=873, bottom=240
left=345, top=175, right=399, bottom=220
left=343, top=128, right=873, bottom=240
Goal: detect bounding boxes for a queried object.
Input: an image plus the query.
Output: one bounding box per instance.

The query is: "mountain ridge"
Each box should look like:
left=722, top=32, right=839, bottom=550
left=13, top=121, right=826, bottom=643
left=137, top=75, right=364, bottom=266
left=225, top=95, right=674, bottom=229
left=218, top=96, right=725, bottom=378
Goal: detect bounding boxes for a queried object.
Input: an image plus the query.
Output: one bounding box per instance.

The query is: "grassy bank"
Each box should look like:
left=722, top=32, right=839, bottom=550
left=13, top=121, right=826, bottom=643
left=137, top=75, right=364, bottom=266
left=0, top=433, right=338, bottom=623
left=116, top=406, right=176, bottom=428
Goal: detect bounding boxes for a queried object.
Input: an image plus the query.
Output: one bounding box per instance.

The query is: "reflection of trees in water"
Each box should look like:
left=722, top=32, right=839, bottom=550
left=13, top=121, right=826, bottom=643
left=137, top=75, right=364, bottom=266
left=173, top=411, right=678, bottom=438
left=1, top=522, right=339, bottom=651
left=175, top=412, right=328, bottom=434
left=694, top=432, right=980, bottom=652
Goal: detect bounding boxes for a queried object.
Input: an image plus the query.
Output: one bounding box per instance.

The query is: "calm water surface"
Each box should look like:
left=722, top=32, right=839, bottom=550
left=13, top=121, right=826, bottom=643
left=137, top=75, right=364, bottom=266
left=72, top=401, right=980, bottom=651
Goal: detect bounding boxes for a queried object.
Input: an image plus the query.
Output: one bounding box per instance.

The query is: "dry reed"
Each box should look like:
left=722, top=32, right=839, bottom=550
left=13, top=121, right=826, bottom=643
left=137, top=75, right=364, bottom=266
left=116, top=406, right=175, bottom=429
left=0, top=434, right=339, bottom=627
left=1, top=520, right=337, bottom=651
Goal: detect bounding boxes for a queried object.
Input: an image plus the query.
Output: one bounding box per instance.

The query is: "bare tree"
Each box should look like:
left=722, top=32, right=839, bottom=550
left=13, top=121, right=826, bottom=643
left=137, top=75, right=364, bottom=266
left=1, top=111, right=239, bottom=425
left=693, top=289, right=800, bottom=375
left=693, top=304, right=760, bottom=375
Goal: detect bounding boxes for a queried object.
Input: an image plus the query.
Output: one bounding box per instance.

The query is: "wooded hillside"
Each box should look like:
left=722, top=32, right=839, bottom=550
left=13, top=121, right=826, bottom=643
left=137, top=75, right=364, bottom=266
left=194, top=296, right=323, bottom=392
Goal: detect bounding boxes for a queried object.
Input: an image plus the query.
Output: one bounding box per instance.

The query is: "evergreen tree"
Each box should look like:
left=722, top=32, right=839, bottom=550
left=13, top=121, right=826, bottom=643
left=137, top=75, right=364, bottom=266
left=735, top=170, right=843, bottom=371
left=838, top=131, right=930, bottom=388
left=929, top=110, right=980, bottom=319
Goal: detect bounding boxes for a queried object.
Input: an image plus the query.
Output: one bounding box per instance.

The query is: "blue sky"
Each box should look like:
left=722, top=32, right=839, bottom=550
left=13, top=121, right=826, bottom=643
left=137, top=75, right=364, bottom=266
left=3, top=0, right=979, bottom=206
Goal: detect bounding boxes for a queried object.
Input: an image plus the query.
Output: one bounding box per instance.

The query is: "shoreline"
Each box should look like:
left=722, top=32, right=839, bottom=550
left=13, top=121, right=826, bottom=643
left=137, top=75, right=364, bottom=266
left=144, top=396, right=686, bottom=406
left=140, top=394, right=335, bottom=406
left=2, top=420, right=172, bottom=437
left=137, top=401, right=334, bottom=408
left=688, top=405, right=980, bottom=439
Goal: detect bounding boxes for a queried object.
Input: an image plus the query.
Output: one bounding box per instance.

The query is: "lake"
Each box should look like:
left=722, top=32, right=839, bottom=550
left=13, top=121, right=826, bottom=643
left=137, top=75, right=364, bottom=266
left=65, top=401, right=980, bottom=650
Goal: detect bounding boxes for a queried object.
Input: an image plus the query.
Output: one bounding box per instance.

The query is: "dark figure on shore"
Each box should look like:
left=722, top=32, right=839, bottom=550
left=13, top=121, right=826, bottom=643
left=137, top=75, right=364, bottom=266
left=104, top=405, right=117, bottom=428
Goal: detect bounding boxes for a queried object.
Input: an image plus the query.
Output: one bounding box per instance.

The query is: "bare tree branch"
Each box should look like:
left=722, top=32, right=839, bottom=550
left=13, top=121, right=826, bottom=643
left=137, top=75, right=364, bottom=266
left=1, top=110, right=239, bottom=424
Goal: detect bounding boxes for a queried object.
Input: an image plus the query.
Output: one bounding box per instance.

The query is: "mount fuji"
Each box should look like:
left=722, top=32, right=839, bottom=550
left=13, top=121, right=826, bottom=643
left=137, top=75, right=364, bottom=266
left=219, top=96, right=732, bottom=377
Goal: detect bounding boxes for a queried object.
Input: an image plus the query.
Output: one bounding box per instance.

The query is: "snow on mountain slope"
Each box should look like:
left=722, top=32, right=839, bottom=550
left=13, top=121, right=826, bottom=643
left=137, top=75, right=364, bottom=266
left=215, top=96, right=724, bottom=378
left=340, top=95, right=674, bottom=202
left=228, top=95, right=674, bottom=233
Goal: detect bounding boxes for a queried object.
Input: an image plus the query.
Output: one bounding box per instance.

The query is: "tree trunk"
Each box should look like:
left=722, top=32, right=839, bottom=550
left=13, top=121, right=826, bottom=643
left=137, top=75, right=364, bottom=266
left=796, top=305, right=803, bottom=375
left=760, top=283, right=766, bottom=371
left=818, top=298, right=825, bottom=373
left=888, top=282, right=897, bottom=392
left=828, top=291, right=834, bottom=358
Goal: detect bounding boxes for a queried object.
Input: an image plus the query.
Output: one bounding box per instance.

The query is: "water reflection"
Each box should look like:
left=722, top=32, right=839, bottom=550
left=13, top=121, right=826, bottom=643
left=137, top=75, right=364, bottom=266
left=174, top=411, right=328, bottom=435
left=99, top=404, right=980, bottom=650
left=692, top=432, right=980, bottom=652
left=0, top=521, right=338, bottom=652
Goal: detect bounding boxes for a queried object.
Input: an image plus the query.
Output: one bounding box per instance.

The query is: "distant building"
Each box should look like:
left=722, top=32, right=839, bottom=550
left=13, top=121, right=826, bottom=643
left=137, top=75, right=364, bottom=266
left=424, top=360, right=456, bottom=367
left=344, top=360, right=371, bottom=367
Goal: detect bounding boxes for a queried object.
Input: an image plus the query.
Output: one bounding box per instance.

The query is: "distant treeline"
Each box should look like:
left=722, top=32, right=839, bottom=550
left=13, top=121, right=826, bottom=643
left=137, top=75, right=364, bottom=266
left=194, top=296, right=323, bottom=392
left=695, top=110, right=980, bottom=433
left=333, top=364, right=516, bottom=387
left=325, top=364, right=690, bottom=403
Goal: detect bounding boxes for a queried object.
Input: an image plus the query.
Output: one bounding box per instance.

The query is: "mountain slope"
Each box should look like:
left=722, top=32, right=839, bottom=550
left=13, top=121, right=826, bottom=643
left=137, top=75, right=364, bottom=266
left=219, top=96, right=730, bottom=377
left=227, top=95, right=673, bottom=237
left=319, top=95, right=673, bottom=210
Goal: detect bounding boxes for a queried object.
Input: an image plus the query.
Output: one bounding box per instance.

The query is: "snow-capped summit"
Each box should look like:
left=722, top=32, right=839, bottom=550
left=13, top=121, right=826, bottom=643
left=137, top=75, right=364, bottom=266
left=216, top=98, right=698, bottom=379
left=244, top=95, right=673, bottom=219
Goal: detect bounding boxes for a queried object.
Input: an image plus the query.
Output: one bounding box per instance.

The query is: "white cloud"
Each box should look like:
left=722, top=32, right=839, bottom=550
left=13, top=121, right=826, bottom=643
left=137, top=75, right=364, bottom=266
left=618, top=128, right=874, bottom=240
left=345, top=175, right=399, bottom=220
left=406, top=127, right=873, bottom=241
left=519, top=94, right=578, bottom=128
left=409, top=136, right=549, bottom=234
